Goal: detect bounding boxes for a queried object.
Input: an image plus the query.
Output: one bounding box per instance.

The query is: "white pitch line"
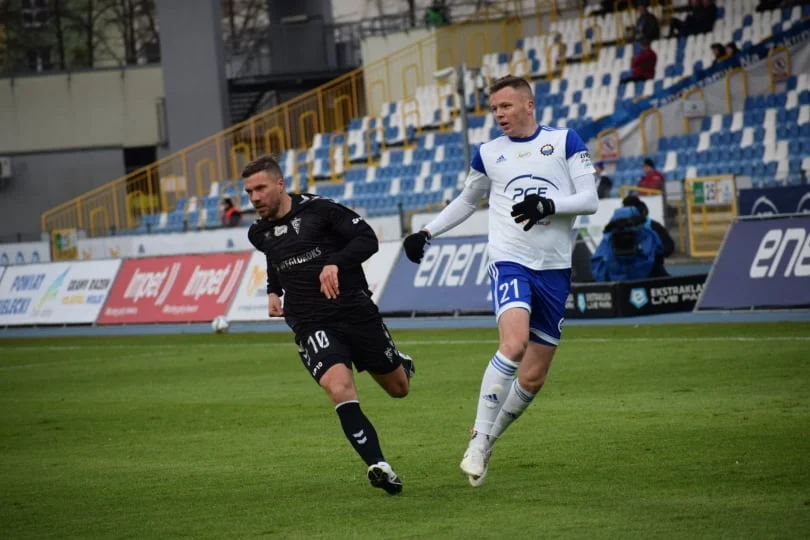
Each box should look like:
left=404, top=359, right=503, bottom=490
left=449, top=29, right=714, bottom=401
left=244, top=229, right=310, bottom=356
left=1, top=336, right=809, bottom=353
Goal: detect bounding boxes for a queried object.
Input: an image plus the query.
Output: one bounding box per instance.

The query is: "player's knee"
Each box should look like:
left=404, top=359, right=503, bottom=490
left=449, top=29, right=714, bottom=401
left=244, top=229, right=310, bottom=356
left=321, top=378, right=356, bottom=404
left=499, top=340, right=528, bottom=363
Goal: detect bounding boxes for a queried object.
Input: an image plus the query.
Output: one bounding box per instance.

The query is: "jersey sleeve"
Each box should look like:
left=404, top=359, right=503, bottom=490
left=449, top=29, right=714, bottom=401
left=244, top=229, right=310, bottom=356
left=322, top=201, right=379, bottom=268
left=266, top=256, right=283, bottom=296
left=465, top=145, right=492, bottom=191
left=565, top=129, right=596, bottom=179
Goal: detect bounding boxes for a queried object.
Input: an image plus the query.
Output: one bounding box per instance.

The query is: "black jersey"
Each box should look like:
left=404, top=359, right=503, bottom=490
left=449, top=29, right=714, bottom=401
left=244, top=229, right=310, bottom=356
left=247, top=193, right=380, bottom=330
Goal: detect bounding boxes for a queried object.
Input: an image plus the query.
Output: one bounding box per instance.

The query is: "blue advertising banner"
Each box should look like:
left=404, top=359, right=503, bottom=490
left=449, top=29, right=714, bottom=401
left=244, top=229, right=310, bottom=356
left=696, top=215, right=810, bottom=311
left=378, top=236, right=492, bottom=313
left=737, top=185, right=810, bottom=216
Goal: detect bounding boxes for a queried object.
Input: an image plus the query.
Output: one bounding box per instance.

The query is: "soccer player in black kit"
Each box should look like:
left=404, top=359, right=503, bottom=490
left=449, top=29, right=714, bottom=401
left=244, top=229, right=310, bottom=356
left=244, top=155, right=414, bottom=495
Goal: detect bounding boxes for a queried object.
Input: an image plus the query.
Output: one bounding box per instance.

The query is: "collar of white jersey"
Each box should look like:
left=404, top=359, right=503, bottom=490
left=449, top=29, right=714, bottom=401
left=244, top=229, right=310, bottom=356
left=507, top=124, right=546, bottom=143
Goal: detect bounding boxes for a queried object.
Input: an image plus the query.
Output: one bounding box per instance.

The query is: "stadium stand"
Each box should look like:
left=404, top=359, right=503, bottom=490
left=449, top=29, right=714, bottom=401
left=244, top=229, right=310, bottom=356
left=45, top=0, right=810, bottom=237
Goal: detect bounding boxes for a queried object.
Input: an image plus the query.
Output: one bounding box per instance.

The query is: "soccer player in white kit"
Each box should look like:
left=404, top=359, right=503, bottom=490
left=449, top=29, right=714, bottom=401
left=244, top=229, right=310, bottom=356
left=403, top=75, right=599, bottom=486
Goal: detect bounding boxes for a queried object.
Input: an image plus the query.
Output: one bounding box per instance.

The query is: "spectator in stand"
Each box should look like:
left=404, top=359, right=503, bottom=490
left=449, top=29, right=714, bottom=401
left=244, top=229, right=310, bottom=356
left=711, top=43, right=727, bottom=66
left=620, top=39, right=657, bottom=84
left=725, top=42, right=740, bottom=58
left=630, top=2, right=660, bottom=43
left=755, top=0, right=781, bottom=13
left=638, top=158, right=664, bottom=192
left=669, top=0, right=716, bottom=38
left=696, top=0, right=718, bottom=35
left=622, top=195, right=675, bottom=277
left=221, top=197, right=242, bottom=227
left=594, top=161, right=614, bottom=199
left=669, top=0, right=699, bottom=38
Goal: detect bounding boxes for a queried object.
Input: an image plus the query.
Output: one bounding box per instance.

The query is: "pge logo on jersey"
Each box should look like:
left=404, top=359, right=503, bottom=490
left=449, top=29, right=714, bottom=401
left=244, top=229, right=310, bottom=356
left=505, top=174, right=559, bottom=201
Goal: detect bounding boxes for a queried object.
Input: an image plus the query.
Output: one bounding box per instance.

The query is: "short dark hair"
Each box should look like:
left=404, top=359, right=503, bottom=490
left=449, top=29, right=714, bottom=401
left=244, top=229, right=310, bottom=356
left=489, top=75, right=533, bottom=97
left=623, top=195, right=649, bottom=217
left=643, top=158, right=655, bottom=168
left=241, top=154, right=283, bottom=179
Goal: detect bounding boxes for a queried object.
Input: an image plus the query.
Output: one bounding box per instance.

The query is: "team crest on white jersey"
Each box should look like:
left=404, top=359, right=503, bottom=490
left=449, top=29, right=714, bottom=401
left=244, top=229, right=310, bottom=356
left=540, top=144, right=554, bottom=156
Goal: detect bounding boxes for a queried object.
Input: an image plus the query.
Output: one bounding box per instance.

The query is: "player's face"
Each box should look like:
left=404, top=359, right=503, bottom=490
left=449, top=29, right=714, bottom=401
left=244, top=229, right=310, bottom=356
left=490, top=86, right=535, bottom=137
left=245, top=171, right=285, bottom=219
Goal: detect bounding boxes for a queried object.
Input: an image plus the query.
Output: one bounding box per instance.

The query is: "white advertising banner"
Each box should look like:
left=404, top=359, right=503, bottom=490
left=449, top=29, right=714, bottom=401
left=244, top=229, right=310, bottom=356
left=0, top=241, right=51, bottom=266
left=77, top=228, right=254, bottom=260
left=226, top=251, right=278, bottom=322
left=227, top=241, right=402, bottom=322
left=367, top=215, right=402, bottom=242
left=77, top=214, right=403, bottom=261
left=76, top=236, right=133, bottom=260
left=0, top=259, right=121, bottom=326
left=364, top=240, right=401, bottom=304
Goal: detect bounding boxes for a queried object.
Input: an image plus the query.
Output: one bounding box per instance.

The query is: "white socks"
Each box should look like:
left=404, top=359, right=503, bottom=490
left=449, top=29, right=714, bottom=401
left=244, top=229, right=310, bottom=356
left=490, top=379, right=537, bottom=440
left=472, top=351, right=519, bottom=437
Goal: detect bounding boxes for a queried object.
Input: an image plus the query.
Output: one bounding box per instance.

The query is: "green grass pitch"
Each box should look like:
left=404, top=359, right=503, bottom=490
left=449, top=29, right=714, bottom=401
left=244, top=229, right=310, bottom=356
left=1, top=322, right=809, bottom=539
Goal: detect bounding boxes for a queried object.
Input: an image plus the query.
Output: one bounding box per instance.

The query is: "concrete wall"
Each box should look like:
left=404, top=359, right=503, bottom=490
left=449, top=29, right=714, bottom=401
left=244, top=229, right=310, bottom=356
left=0, top=148, right=126, bottom=242
left=0, top=66, right=164, bottom=153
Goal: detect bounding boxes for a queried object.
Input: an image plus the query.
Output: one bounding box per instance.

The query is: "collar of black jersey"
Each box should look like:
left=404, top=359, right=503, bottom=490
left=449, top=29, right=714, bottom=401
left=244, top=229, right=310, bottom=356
left=257, top=192, right=317, bottom=224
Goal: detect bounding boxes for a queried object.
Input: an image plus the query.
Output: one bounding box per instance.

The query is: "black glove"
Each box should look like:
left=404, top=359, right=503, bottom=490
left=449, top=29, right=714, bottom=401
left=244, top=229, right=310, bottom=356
left=403, top=230, right=431, bottom=263
left=510, top=195, right=556, bottom=231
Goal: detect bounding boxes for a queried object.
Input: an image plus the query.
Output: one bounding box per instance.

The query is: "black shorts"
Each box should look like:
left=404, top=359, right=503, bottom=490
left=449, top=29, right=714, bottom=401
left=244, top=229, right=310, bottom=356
left=294, top=319, right=405, bottom=383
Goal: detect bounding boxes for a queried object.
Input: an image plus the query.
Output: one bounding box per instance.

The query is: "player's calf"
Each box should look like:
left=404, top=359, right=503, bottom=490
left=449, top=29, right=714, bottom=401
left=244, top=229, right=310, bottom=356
left=370, top=366, right=410, bottom=398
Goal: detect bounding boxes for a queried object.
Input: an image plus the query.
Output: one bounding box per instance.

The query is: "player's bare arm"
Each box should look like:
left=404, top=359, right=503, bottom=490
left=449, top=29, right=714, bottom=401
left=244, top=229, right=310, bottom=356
left=268, top=292, right=283, bottom=317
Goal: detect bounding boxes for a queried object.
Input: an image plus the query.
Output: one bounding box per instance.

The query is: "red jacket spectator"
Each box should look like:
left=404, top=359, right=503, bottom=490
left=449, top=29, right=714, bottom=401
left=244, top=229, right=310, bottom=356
left=639, top=158, right=664, bottom=191
left=221, top=198, right=242, bottom=227
left=621, top=40, right=657, bottom=84
left=631, top=44, right=657, bottom=80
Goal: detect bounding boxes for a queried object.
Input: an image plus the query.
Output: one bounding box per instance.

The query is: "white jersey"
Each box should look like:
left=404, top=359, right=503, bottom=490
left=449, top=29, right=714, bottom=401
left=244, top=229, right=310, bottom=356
left=467, top=125, right=596, bottom=271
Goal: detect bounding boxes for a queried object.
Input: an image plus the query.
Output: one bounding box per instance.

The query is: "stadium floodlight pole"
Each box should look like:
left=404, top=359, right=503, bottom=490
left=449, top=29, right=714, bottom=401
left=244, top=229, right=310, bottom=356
left=434, top=64, right=472, bottom=169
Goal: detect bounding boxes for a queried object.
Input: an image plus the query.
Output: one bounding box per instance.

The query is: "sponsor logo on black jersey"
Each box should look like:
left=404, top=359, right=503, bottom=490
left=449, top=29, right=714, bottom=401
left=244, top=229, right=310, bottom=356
left=274, top=247, right=323, bottom=272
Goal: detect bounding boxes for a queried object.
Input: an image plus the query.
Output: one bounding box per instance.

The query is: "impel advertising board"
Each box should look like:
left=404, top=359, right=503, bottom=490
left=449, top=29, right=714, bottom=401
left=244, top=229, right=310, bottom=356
left=98, top=253, right=250, bottom=324
left=0, top=260, right=121, bottom=325
left=697, top=215, right=810, bottom=310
